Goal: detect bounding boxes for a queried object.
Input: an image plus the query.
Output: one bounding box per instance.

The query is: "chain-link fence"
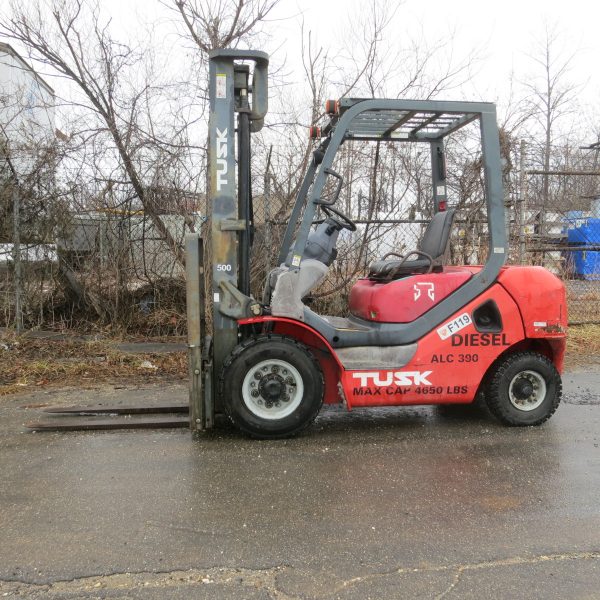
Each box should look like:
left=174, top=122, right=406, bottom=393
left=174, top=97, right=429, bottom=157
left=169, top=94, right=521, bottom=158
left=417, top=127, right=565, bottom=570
left=2, top=140, right=600, bottom=332
left=517, top=203, right=600, bottom=324
left=515, top=142, right=600, bottom=324
left=1, top=202, right=203, bottom=335
left=3, top=203, right=599, bottom=332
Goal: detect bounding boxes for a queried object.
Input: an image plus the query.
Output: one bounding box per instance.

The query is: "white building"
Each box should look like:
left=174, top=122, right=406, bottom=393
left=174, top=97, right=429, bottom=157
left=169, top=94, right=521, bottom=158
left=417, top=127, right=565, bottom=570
left=0, top=41, right=55, bottom=180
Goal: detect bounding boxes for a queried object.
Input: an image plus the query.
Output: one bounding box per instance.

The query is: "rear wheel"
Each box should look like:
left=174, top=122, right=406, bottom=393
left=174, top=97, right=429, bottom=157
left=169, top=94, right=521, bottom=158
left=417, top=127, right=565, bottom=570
left=220, top=335, right=324, bottom=438
left=485, top=352, right=561, bottom=426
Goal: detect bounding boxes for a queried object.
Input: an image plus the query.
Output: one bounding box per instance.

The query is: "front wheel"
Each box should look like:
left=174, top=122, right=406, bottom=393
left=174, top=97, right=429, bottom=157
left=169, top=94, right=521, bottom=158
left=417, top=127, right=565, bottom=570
left=220, top=335, right=324, bottom=438
left=485, top=352, right=562, bottom=426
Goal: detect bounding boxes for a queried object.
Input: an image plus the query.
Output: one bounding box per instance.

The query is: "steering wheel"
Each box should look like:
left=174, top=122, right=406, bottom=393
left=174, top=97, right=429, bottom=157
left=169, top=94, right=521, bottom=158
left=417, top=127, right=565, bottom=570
left=321, top=205, right=357, bottom=232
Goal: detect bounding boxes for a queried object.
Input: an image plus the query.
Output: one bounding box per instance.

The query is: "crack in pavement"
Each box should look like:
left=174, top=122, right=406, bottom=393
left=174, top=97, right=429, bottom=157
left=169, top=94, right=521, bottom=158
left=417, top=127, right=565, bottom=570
left=0, top=565, right=299, bottom=599
left=334, top=550, right=600, bottom=596
left=432, top=551, right=600, bottom=599
left=434, top=568, right=464, bottom=600
left=1, top=551, right=599, bottom=598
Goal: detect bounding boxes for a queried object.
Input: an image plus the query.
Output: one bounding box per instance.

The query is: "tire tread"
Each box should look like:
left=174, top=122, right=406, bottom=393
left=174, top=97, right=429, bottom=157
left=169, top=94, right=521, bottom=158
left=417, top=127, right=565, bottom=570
left=218, top=334, right=324, bottom=438
left=485, top=351, right=561, bottom=426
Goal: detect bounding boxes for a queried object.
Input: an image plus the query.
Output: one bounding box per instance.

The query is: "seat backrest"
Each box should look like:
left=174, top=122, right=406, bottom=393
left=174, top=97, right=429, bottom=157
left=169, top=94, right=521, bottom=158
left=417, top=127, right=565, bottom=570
left=418, top=209, right=455, bottom=259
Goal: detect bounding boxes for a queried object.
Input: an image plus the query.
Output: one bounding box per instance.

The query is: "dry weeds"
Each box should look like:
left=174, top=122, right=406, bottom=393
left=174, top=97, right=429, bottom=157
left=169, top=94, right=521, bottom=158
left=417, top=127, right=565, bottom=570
left=565, top=324, right=600, bottom=368
left=0, top=335, right=186, bottom=396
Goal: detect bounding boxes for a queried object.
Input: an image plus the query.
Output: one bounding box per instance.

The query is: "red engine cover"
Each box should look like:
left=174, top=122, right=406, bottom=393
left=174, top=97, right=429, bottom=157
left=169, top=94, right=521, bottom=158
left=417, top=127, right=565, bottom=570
left=349, top=268, right=472, bottom=323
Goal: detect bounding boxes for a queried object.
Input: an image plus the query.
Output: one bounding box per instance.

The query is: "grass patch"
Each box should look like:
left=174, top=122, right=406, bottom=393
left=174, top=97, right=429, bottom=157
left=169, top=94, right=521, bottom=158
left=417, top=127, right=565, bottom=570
left=565, top=324, right=600, bottom=368
left=0, top=336, right=186, bottom=396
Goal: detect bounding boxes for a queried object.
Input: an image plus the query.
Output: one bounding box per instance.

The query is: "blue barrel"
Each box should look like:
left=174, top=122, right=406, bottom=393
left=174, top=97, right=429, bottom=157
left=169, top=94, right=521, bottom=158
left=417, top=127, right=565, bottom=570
left=567, top=218, right=600, bottom=279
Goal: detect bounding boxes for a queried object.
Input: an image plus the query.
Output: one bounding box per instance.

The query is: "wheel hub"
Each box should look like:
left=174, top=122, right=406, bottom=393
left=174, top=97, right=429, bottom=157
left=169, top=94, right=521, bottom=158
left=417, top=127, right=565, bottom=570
left=512, top=379, right=534, bottom=400
left=242, top=359, right=303, bottom=420
left=508, top=370, right=547, bottom=411
left=259, top=375, right=284, bottom=400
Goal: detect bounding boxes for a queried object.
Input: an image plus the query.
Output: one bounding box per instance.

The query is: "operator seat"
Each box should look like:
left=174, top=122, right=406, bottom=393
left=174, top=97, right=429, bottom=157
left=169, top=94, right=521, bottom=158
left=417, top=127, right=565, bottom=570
left=368, top=209, right=455, bottom=281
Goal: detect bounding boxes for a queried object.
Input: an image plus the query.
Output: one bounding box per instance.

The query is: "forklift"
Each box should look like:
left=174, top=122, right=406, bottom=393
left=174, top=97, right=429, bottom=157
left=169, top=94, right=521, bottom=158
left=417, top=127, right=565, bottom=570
left=26, top=48, right=567, bottom=435
left=185, top=49, right=568, bottom=439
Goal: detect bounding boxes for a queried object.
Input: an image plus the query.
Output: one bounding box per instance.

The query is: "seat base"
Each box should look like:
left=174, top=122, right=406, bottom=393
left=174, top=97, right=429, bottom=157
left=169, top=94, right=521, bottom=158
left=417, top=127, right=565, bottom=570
left=350, top=268, right=473, bottom=323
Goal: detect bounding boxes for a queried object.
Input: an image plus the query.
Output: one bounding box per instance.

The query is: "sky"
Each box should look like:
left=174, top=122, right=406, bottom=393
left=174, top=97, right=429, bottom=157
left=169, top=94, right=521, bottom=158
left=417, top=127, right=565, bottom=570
left=98, top=0, right=600, bottom=95
left=277, top=0, right=600, bottom=99
left=4, top=0, right=599, bottom=140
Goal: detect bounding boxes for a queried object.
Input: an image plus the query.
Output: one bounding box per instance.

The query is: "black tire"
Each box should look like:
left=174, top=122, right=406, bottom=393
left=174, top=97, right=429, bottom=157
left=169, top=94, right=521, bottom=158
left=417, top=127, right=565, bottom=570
left=484, top=352, right=561, bottom=426
left=220, top=335, right=324, bottom=438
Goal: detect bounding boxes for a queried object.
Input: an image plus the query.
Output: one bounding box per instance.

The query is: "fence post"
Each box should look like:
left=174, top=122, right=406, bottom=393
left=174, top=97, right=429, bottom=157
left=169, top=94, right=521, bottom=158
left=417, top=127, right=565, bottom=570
left=518, top=140, right=527, bottom=264
left=12, top=184, right=23, bottom=333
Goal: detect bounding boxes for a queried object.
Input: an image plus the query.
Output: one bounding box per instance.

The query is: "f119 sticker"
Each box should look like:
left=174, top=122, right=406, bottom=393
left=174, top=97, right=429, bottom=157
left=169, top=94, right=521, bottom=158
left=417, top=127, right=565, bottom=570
left=437, top=312, right=472, bottom=340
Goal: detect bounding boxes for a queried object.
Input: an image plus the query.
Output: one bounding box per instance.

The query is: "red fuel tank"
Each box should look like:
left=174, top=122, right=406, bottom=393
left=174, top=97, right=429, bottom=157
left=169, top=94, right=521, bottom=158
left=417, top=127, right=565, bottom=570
left=349, top=268, right=473, bottom=323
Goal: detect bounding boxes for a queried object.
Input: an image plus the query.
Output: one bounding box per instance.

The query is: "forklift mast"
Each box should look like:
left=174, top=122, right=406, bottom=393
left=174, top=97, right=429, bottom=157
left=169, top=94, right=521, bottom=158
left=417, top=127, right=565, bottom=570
left=186, top=50, right=268, bottom=431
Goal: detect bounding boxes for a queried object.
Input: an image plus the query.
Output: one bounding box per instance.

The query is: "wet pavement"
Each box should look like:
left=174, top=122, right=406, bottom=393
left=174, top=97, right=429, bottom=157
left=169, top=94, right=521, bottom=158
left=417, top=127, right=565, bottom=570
left=0, top=371, right=599, bottom=598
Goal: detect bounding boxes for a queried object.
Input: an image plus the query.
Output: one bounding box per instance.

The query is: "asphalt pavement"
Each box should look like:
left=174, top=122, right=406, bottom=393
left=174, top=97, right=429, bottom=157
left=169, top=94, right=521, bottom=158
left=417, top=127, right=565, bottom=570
left=0, top=370, right=599, bottom=599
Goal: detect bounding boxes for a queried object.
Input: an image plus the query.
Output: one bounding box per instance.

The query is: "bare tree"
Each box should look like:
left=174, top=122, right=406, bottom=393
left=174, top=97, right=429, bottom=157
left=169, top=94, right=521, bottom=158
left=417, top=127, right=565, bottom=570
left=0, top=0, right=190, bottom=265
left=171, top=0, right=278, bottom=53
left=522, top=24, right=579, bottom=216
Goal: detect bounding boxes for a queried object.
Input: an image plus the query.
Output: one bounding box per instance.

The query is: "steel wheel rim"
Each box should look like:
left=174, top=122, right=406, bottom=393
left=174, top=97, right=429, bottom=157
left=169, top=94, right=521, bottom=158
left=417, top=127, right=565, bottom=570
left=508, top=370, right=547, bottom=411
left=242, top=359, right=304, bottom=420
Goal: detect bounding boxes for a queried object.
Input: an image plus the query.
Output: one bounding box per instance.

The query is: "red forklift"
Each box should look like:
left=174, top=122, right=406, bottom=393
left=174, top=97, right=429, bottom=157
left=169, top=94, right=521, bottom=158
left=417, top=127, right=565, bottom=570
left=26, top=49, right=567, bottom=435
left=184, top=49, right=568, bottom=438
